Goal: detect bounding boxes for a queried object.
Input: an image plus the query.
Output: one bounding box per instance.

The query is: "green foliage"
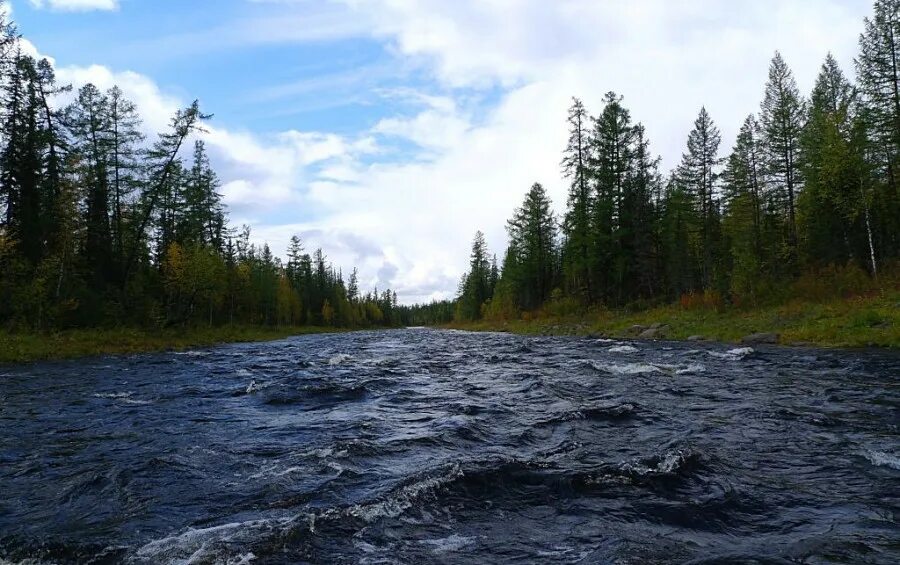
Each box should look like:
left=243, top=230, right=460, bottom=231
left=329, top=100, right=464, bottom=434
left=0, top=10, right=402, bottom=335
left=445, top=1, right=898, bottom=330
left=455, top=231, right=494, bottom=321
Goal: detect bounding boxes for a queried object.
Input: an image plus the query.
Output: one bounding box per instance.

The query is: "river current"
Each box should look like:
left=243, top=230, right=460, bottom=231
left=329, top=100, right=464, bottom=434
left=1, top=329, right=898, bottom=563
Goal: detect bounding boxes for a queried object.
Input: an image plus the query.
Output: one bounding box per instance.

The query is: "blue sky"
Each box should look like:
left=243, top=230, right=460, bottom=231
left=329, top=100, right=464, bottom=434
left=15, top=0, right=873, bottom=303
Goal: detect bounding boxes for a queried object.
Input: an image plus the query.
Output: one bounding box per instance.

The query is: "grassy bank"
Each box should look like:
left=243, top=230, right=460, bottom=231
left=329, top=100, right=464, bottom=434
left=447, top=291, right=900, bottom=348
left=0, top=325, right=349, bottom=364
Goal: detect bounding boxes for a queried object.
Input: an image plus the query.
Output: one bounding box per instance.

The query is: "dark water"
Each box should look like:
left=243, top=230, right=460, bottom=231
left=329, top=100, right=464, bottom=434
left=1, top=329, right=898, bottom=564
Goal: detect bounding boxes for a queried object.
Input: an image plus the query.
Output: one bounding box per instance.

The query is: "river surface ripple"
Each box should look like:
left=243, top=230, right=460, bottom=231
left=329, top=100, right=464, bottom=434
left=1, top=329, right=898, bottom=564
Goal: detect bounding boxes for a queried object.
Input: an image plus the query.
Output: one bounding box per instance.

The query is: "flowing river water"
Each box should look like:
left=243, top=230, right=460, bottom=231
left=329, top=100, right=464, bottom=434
left=0, top=329, right=898, bottom=564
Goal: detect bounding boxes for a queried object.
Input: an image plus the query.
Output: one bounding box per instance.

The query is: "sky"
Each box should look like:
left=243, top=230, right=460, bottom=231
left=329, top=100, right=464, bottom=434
left=12, top=0, right=874, bottom=303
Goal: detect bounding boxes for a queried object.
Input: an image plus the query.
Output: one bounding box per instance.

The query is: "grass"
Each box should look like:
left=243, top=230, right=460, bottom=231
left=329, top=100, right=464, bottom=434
left=3, top=292, right=897, bottom=364
left=0, top=325, right=349, bottom=364
left=447, top=291, right=900, bottom=348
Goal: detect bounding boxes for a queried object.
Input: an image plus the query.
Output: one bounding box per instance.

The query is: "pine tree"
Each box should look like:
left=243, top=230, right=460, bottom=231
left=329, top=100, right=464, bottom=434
left=590, top=92, right=635, bottom=303
left=106, top=86, right=143, bottom=271
left=560, top=97, right=594, bottom=300
left=660, top=175, right=698, bottom=298
left=723, top=115, right=768, bottom=301
left=677, top=106, right=722, bottom=288
left=761, top=51, right=806, bottom=263
left=67, top=83, right=113, bottom=282
left=856, top=0, right=900, bottom=260
left=347, top=267, right=359, bottom=303
left=624, top=124, right=662, bottom=298
left=456, top=230, right=492, bottom=320
left=800, top=54, right=869, bottom=268
left=505, top=183, right=558, bottom=310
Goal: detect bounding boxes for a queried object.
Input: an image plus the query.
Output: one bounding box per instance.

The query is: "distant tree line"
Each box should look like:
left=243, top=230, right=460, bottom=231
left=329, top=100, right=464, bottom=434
left=0, top=7, right=402, bottom=331
left=454, top=0, right=899, bottom=322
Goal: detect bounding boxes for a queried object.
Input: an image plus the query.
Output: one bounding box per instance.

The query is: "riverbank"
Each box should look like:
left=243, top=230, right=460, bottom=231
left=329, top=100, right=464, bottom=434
left=0, top=325, right=351, bottom=364
left=447, top=291, right=900, bottom=348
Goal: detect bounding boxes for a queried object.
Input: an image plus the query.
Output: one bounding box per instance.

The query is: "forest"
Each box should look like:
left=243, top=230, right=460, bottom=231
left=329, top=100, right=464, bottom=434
left=445, top=0, right=899, bottom=326
left=0, top=6, right=410, bottom=332
left=2, top=0, right=898, bottom=339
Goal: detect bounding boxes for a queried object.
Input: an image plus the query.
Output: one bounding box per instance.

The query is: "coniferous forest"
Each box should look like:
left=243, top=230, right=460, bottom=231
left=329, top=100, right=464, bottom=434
left=2, top=0, right=899, bottom=338
left=449, top=0, right=900, bottom=326
left=0, top=7, right=407, bottom=333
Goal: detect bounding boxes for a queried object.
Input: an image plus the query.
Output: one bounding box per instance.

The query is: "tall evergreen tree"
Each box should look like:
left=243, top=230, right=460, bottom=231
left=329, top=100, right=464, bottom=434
left=590, top=92, right=635, bottom=303
left=106, top=85, right=143, bottom=272
left=456, top=230, right=492, bottom=320
left=560, top=97, right=594, bottom=300
left=624, top=124, right=662, bottom=298
left=504, top=183, right=557, bottom=310
left=677, top=107, right=722, bottom=289
left=799, top=54, right=871, bottom=269
left=67, top=83, right=113, bottom=283
left=722, top=115, right=768, bottom=301
left=856, top=0, right=900, bottom=260
left=761, top=51, right=806, bottom=263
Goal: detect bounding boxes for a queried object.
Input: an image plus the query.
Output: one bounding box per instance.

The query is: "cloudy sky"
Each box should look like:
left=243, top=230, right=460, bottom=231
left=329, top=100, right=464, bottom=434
left=16, top=0, right=872, bottom=303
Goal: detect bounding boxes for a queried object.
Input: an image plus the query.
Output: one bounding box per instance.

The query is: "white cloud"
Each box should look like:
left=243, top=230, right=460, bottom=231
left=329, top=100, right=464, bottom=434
left=29, top=0, right=118, bottom=11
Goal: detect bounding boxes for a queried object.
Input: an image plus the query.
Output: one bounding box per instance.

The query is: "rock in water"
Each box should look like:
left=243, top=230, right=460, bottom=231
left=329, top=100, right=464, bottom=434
left=742, top=332, right=780, bottom=344
left=687, top=335, right=706, bottom=341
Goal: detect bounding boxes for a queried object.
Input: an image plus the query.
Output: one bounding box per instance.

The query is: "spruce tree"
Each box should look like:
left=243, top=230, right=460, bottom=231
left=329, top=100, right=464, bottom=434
left=723, top=115, right=768, bottom=301
left=560, top=97, right=594, bottom=300
left=590, top=92, right=635, bottom=303
left=677, top=106, right=722, bottom=289
left=799, top=54, right=868, bottom=268
left=761, top=51, right=806, bottom=263
left=505, top=183, right=557, bottom=309
left=856, top=0, right=900, bottom=259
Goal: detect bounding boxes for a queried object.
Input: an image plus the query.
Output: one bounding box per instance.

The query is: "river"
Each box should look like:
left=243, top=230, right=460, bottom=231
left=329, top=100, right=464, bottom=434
left=1, top=329, right=898, bottom=563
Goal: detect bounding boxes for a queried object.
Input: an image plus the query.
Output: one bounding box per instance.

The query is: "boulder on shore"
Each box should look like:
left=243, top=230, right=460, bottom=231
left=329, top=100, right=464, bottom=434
left=686, top=335, right=706, bottom=341
left=639, top=326, right=668, bottom=339
left=627, top=324, right=647, bottom=335
left=742, top=332, right=780, bottom=344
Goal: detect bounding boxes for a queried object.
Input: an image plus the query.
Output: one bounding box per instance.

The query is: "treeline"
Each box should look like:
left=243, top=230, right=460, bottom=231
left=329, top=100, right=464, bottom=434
left=455, top=0, right=899, bottom=322
left=0, top=9, right=401, bottom=331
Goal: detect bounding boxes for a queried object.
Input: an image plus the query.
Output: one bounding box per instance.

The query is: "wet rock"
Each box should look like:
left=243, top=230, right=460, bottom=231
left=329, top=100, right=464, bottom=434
left=627, top=324, right=647, bottom=335
left=742, top=332, right=780, bottom=344
left=686, top=335, right=706, bottom=341
left=639, top=326, right=668, bottom=339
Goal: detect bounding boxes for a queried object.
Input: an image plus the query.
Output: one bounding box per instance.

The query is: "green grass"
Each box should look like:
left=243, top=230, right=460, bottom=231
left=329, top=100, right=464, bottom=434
left=448, top=291, right=900, bottom=348
left=0, top=325, right=349, bottom=364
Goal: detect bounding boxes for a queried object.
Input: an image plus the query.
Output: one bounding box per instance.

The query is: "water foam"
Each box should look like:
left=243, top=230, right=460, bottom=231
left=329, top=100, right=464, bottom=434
left=590, top=361, right=669, bottom=375
left=134, top=519, right=287, bottom=564
left=708, top=347, right=755, bottom=361
left=419, top=534, right=477, bottom=553
left=608, top=345, right=639, bottom=354
left=864, top=449, right=900, bottom=470
left=347, top=463, right=463, bottom=523
left=676, top=363, right=707, bottom=375
left=328, top=354, right=352, bottom=366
